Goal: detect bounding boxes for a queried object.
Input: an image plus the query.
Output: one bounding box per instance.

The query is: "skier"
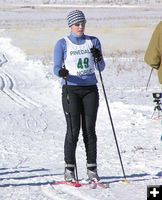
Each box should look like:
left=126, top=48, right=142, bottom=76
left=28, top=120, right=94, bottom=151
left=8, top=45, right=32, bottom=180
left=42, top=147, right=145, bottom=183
left=144, top=21, right=162, bottom=85
left=54, top=9, right=105, bottom=182
left=145, top=22, right=162, bottom=140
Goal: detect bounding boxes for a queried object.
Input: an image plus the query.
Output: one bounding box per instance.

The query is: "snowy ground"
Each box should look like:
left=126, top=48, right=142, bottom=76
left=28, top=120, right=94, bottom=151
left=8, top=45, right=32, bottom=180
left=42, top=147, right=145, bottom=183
left=0, top=4, right=162, bottom=200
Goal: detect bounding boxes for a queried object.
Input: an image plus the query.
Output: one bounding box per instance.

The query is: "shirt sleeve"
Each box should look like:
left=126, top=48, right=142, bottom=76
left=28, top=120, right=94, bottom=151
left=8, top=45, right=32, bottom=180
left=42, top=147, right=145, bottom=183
left=91, top=36, right=105, bottom=72
left=144, top=22, right=161, bottom=69
left=53, top=38, right=66, bottom=76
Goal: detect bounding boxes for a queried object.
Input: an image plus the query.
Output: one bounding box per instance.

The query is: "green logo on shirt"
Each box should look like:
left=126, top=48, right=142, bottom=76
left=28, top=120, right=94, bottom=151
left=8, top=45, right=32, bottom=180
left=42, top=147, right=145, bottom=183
left=77, top=57, right=89, bottom=69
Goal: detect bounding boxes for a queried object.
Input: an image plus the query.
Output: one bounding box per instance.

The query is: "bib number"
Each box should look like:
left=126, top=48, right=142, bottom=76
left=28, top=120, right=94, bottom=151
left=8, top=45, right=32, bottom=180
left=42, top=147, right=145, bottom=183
left=77, top=58, right=89, bottom=69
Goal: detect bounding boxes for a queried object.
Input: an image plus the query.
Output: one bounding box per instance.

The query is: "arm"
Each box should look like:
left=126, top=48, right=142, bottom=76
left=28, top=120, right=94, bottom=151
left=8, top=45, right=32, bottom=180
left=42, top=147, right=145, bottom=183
left=91, top=36, right=105, bottom=71
left=144, top=22, right=161, bottom=69
left=53, top=38, right=66, bottom=76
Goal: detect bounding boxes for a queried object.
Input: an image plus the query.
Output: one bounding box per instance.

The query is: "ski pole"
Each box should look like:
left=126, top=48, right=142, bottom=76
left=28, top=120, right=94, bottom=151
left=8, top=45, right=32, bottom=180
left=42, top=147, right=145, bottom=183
left=63, top=66, right=79, bottom=183
left=95, top=61, right=127, bottom=181
left=146, top=68, right=153, bottom=91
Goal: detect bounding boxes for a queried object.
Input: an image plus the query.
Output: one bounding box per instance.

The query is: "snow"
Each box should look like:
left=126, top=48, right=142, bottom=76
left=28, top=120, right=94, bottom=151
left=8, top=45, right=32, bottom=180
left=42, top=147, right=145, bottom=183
left=0, top=4, right=162, bottom=200
left=1, top=0, right=162, bottom=6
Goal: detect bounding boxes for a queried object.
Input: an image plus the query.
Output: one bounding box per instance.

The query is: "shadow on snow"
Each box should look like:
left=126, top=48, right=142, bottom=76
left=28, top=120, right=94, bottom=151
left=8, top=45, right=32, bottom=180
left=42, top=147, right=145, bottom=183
left=0, top=167, right=63, bottom=187
left=100, top=172, right=161, bottom=184
left=0, top=168, right=161, bottom=187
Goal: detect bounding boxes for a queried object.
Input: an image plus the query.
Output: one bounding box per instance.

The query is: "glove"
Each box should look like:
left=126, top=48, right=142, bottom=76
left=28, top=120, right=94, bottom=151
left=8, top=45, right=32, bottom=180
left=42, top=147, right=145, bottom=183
left=59, top=68, right=69, bottom=78
left=90, top=46, right=102, bottom=62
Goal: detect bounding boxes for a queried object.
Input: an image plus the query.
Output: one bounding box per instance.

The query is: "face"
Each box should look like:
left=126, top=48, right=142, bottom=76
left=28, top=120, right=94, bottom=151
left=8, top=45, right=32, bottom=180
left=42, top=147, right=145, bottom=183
left=70, top=22, right=86, bottom=36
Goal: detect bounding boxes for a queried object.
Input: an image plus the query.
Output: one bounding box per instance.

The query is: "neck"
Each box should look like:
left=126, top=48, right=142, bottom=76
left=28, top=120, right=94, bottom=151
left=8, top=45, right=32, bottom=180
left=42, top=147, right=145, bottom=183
left=71, top=32, right=84, bottom=38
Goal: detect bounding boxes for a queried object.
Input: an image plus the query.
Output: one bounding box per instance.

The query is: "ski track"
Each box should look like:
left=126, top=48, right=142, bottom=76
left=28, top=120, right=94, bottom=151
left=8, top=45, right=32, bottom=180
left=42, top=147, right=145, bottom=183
left=42, top=184, right=98, bottom=200
left=25, top=111, right=48, bottom=133
left=42, top=184, right=77, bottom=200
left=41, top=179, right=118, bottom=200
left=111, top=176, right=162, bottom=200
left=0, top=69, right=42, bottom=109
left=56, top=185, right=98, bottom=200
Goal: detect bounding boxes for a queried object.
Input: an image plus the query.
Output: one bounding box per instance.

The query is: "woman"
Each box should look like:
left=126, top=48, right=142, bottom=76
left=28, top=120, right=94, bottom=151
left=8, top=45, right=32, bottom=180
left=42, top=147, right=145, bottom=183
left=54, top=10, right=105, bottom=182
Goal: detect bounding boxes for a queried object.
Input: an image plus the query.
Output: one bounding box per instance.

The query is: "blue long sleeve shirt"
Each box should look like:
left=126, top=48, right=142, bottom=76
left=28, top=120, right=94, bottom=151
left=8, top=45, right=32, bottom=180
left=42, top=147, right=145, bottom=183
left=54, top=33, right=105, bottom=86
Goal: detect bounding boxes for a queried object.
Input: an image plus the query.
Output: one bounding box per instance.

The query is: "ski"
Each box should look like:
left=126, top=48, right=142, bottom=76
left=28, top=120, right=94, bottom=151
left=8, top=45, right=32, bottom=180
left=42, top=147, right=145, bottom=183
left=95, top=181, right=110, bottom=188
left=53, top=181, right=82, bottom=188
left=51, top=180, right=110, bottom=189
left=80, top=179, right=110, bottom=188
left=85, top=180, right=110, bottom=189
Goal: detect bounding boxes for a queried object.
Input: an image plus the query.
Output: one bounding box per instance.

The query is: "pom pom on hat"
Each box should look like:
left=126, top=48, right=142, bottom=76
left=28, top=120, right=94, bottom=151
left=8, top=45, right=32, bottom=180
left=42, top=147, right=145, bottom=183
left=67, top=10, right=86, bottom=27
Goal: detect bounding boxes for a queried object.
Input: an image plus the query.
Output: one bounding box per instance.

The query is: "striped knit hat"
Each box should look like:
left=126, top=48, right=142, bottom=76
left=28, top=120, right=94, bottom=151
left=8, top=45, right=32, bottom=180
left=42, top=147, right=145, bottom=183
left=67, top=10, right=86, bottom=27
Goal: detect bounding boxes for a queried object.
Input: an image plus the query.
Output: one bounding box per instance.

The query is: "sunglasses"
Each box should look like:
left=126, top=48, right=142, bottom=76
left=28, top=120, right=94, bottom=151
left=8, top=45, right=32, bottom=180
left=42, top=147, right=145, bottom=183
left=74, top=22, right=86, bottom=27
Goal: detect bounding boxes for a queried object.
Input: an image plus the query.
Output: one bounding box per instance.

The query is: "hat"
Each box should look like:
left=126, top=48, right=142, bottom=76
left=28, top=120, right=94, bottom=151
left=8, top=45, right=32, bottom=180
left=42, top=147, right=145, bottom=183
left=67, top=10, right=86, bottom=27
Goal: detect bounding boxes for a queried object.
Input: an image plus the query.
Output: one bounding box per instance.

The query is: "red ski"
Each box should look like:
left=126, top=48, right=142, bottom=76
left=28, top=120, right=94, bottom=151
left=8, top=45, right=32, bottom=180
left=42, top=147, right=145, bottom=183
left=51, top=180, right=109, bottom=189
left=53, top=181, right=82, bottom=187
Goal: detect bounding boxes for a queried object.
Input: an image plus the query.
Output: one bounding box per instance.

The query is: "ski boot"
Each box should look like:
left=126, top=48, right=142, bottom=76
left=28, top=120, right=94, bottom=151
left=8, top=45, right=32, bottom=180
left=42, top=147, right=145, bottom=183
left=87, top=163, right=100, bottom=181
left=64, top=164, right=75, bottom=182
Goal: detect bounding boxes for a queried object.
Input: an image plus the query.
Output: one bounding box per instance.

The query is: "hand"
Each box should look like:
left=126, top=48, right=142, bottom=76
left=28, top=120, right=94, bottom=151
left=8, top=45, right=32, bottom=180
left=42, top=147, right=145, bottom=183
left=59, top=68, right=69, bottom=78
left=90, top=46, right=102, bottom=62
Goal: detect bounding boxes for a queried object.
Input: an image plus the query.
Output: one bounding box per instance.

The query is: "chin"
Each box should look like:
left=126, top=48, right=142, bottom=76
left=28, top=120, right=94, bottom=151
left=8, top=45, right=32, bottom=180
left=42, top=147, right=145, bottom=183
left=78, top=32, right=84, bottom=36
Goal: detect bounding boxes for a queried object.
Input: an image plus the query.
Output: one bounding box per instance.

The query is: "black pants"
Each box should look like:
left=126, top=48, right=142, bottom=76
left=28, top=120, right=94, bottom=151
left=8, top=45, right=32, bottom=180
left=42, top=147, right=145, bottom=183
left=62, top=85, right=99, bottom=165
